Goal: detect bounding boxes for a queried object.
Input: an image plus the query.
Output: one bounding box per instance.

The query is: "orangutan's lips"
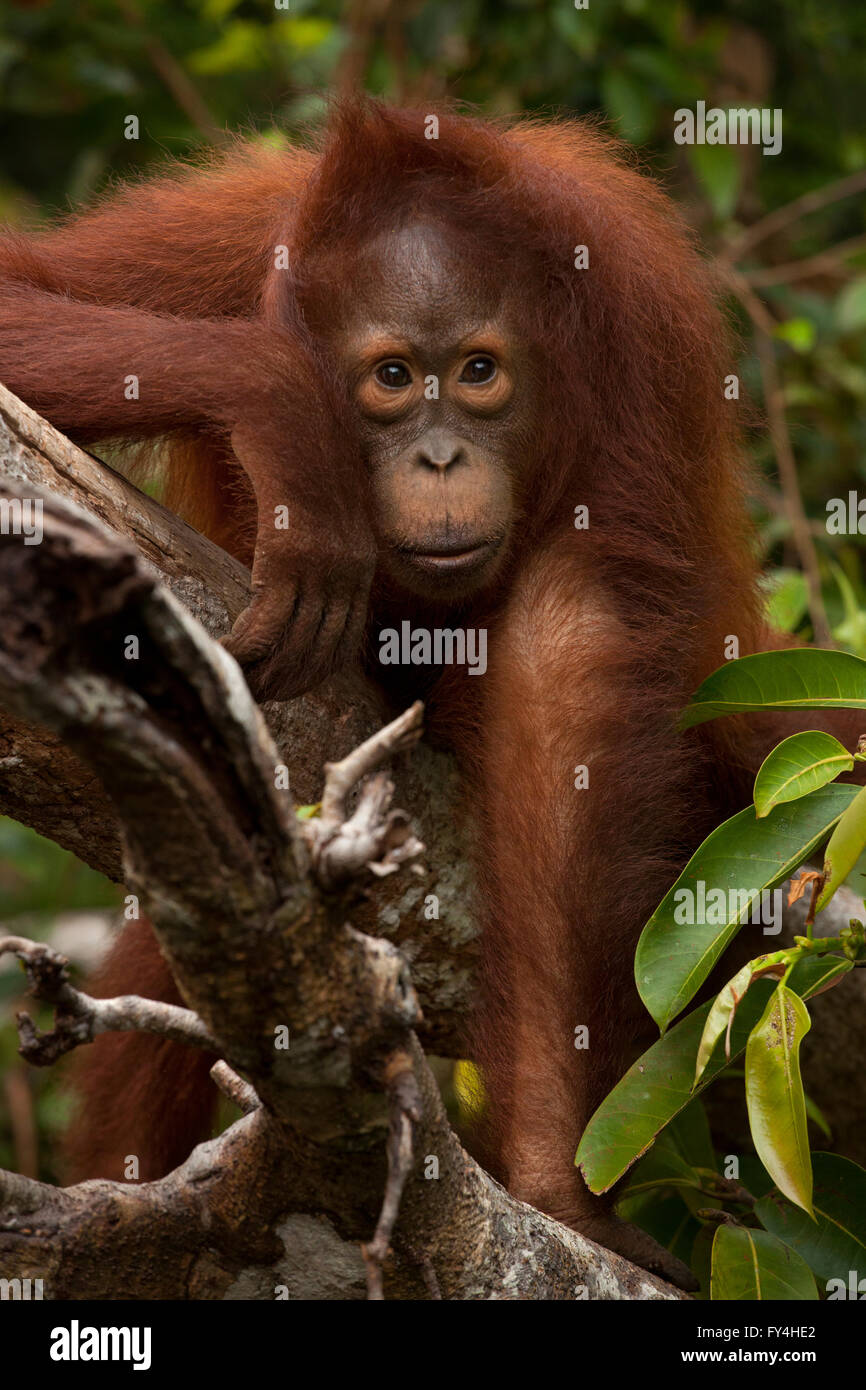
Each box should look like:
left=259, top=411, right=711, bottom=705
left=408, top=542, right=492, bottom=572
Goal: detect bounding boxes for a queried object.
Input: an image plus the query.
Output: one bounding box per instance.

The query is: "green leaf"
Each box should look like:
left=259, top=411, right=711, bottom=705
left=578, top=996, right=747, bottom=1195
left=799, top=957, right=853, bottom=998
left=188, top=20, right=267, bottom=75
left=803, top=1093, right=832, bottom=1139
left=635, top=785, right=856, bottom=1030
left=615, top=1189, right=702, bottom=1269
left=841, top=840, right=866, bottom=893
left=760, top=568, right=808, bottom=633
left=817, top=783, right=866, bottom=911
left=827, top=560, right=866, bottom=656
left=745, top=984, right=813, bottom=1216
left=278, top=16, right=335, bottom=53
left=836, top=277, right=866, bottom=335
left=774, top=317, right=817, bottom=354
left=756, top=1153, right=866, bottom=1281
left=680, top=649, right=866, bottom=729
left=694, top=963, right=753, bottom=1085
left=688, top=142, right=740, bottom=219
left=694, top=959, right=780, bottom=1086
left=618, top=1144, right=704, bottom=1196
left=664, top=1097, right=716, bottom=1171
left=753, top=731, right=853, bottom=817
left=710, top=1225, right=818, bottom=1300
left=577, top=956, right=838, bottom=1194
left=600, top=69, right=655, bottom=144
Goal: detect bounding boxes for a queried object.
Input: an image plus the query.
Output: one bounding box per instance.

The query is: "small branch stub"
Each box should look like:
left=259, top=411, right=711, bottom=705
left=362, top=1048, right=424, bottom=1300
left=210, top=1061, right=260, bottom=1114
left=0, top=935, right=217, bottom=1064
left=303, top=701, right=426, bottom=888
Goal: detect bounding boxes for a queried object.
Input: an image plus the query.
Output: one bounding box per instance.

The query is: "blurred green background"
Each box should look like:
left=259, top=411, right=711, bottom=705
left=0, top=0, right=864, bottom=1178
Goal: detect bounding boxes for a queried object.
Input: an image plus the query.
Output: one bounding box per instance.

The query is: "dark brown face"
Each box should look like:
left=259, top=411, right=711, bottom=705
left=314, top=221, right=538, bottom=601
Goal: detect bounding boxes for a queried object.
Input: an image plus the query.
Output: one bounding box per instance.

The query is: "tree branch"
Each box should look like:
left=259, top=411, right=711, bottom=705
left=0, top=472, right=682, bottom=1298
left=719, top=267, right=832, bottom=645
left=721, top=168, right=866, bottom=263
left=742, top=232, right=866, bottom=289
left=0, top=935, right=217, bottom=1064
left=0, top=383, right=477, bottom=1055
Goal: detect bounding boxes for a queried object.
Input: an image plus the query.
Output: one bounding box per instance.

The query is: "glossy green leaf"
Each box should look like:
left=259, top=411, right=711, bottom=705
left=694, top=959, right=782, bottom=1086
left=680, top=649, right=866, bottom=730
left=693, top=963, right=754, bottom=1086
left=756, top=1153, right=866, bottom=1282
left=710, top=1224, right=818, bottom=1301
left=617, top=1145, right=703, bottom=1196
left=621, top=1107, right=721, bottom=1223
left=635, top=785, right=856, bottom=1031
left=745, top=984, right=813, bottom=1216
left=817, top=782, right=866, bottom=911
left=800, top=958, right=852, bottom=999
left=577, top=955, right=836, bottom=1194
left=616, top=1189, right=703, bottom=1271
left=753, top=731, right=853, bottom=818
left=664, top=1097, right=716, bottom=1172
left=841, top=842, right=866, bottom=895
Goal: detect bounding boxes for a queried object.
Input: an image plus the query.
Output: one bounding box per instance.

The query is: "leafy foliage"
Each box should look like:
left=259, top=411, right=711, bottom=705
left=582, top=649, right=866, bottom=1295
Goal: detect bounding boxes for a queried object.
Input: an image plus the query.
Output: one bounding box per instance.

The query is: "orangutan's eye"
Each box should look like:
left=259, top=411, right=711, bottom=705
left=375, top=361, right=412, bottom=389
left=459, top=355, right=497, bottom=385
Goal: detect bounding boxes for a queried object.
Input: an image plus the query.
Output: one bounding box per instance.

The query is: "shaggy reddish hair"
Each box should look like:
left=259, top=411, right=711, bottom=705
left=4, top=103, right=809, bottom=1263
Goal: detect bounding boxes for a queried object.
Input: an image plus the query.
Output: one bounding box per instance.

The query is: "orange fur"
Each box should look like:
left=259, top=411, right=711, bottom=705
left=63, top=922, right=217, bottom=1182
left=2, top=102, right=858, bottom=1232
